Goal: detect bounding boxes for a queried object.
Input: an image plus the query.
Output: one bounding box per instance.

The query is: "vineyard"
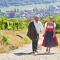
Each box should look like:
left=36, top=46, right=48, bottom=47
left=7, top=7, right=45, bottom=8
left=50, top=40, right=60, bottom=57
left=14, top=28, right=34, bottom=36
left=0, top=17, right=29, bottom=30
left=0, top=16, right=60, bottom=33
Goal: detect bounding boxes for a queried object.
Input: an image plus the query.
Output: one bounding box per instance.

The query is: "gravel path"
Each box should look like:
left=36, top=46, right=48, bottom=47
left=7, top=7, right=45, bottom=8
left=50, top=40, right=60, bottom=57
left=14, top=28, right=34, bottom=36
left=0, top=44, right=60, bottom=60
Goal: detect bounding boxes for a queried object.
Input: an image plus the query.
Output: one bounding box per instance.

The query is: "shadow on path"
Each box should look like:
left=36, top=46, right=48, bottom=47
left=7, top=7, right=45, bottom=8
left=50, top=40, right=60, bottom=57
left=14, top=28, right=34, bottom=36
left=14, top=52, right=33, bottom=56
left=37, top=53, right=55, bottom=55
left=14, top=52, right=55, bottom=56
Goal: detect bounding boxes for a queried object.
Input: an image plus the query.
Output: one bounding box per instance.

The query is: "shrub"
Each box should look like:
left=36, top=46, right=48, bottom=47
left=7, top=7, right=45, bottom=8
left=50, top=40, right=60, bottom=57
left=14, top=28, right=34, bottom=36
left=2, top=36, right=10, bottom=45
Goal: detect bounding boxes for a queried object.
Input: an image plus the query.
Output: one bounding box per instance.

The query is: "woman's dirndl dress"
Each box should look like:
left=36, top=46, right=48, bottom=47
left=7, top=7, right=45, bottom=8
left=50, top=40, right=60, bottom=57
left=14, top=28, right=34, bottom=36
left=42, top=22, right=58, bottom=47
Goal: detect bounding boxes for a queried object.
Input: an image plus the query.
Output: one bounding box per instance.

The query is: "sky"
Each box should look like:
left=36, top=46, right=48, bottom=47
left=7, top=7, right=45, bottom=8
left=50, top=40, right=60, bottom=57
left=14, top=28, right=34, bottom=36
left=0, top=0, right=60, bottom=12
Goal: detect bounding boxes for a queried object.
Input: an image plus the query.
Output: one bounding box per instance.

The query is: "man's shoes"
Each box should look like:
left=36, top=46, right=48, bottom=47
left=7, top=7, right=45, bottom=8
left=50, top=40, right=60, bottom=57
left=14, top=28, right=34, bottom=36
left=34, top=52, right=38, bottom=55
left=32, top=51, right=38, bottom=55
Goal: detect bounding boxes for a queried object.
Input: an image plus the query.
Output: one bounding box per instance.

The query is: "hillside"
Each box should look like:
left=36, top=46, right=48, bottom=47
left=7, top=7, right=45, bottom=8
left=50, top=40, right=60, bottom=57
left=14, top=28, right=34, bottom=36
left=0, top=30, right=31, bottom=53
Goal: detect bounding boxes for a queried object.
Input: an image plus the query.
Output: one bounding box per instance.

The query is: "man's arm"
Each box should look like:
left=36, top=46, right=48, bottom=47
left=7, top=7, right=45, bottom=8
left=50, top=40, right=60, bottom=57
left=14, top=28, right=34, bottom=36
left=27, top=22, right=32, bottom=40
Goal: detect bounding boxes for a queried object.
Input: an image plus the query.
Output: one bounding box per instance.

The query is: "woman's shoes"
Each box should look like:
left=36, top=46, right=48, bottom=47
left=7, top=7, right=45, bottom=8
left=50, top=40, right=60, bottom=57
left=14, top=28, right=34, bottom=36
left=46, top=49, right=50, bottom=53
left=46, top=48, right=48, bottom=52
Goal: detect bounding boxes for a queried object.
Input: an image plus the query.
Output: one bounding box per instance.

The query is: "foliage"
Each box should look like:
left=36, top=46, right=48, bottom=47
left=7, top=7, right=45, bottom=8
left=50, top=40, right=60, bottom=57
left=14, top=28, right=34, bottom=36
left=0, top=16, right=60, bottom=33
left=0, top=17, right=30, bottom=30
left=2, top=36, right=10, bottom=45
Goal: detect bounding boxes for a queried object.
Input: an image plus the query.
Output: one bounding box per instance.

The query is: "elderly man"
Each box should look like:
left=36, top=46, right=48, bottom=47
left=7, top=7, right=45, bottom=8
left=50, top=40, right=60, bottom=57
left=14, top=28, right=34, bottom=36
left=27, top=15, right=44, bottom=54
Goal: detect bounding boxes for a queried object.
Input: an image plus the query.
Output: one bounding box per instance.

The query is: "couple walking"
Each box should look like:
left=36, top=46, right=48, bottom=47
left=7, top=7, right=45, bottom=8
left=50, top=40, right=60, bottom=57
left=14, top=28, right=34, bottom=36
left=27, top=15, right=58, bottom=54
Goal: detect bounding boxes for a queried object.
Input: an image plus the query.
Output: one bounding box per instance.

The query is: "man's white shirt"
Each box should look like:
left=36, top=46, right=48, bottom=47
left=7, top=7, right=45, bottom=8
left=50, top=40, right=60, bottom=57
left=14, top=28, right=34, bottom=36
left=34, top=20, right=44, bottom=34
left=34, top=20, right=44, bottom=48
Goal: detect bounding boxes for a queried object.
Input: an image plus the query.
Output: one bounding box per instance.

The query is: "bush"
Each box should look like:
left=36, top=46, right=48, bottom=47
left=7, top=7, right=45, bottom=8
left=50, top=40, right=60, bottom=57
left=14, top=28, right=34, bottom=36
left=2, top=36, right=10, bottom=45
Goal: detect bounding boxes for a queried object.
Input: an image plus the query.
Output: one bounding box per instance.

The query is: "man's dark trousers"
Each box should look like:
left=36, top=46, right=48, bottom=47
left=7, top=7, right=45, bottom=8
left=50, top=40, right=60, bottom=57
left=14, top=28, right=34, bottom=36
left=32, top=34, right=39, bottom=52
